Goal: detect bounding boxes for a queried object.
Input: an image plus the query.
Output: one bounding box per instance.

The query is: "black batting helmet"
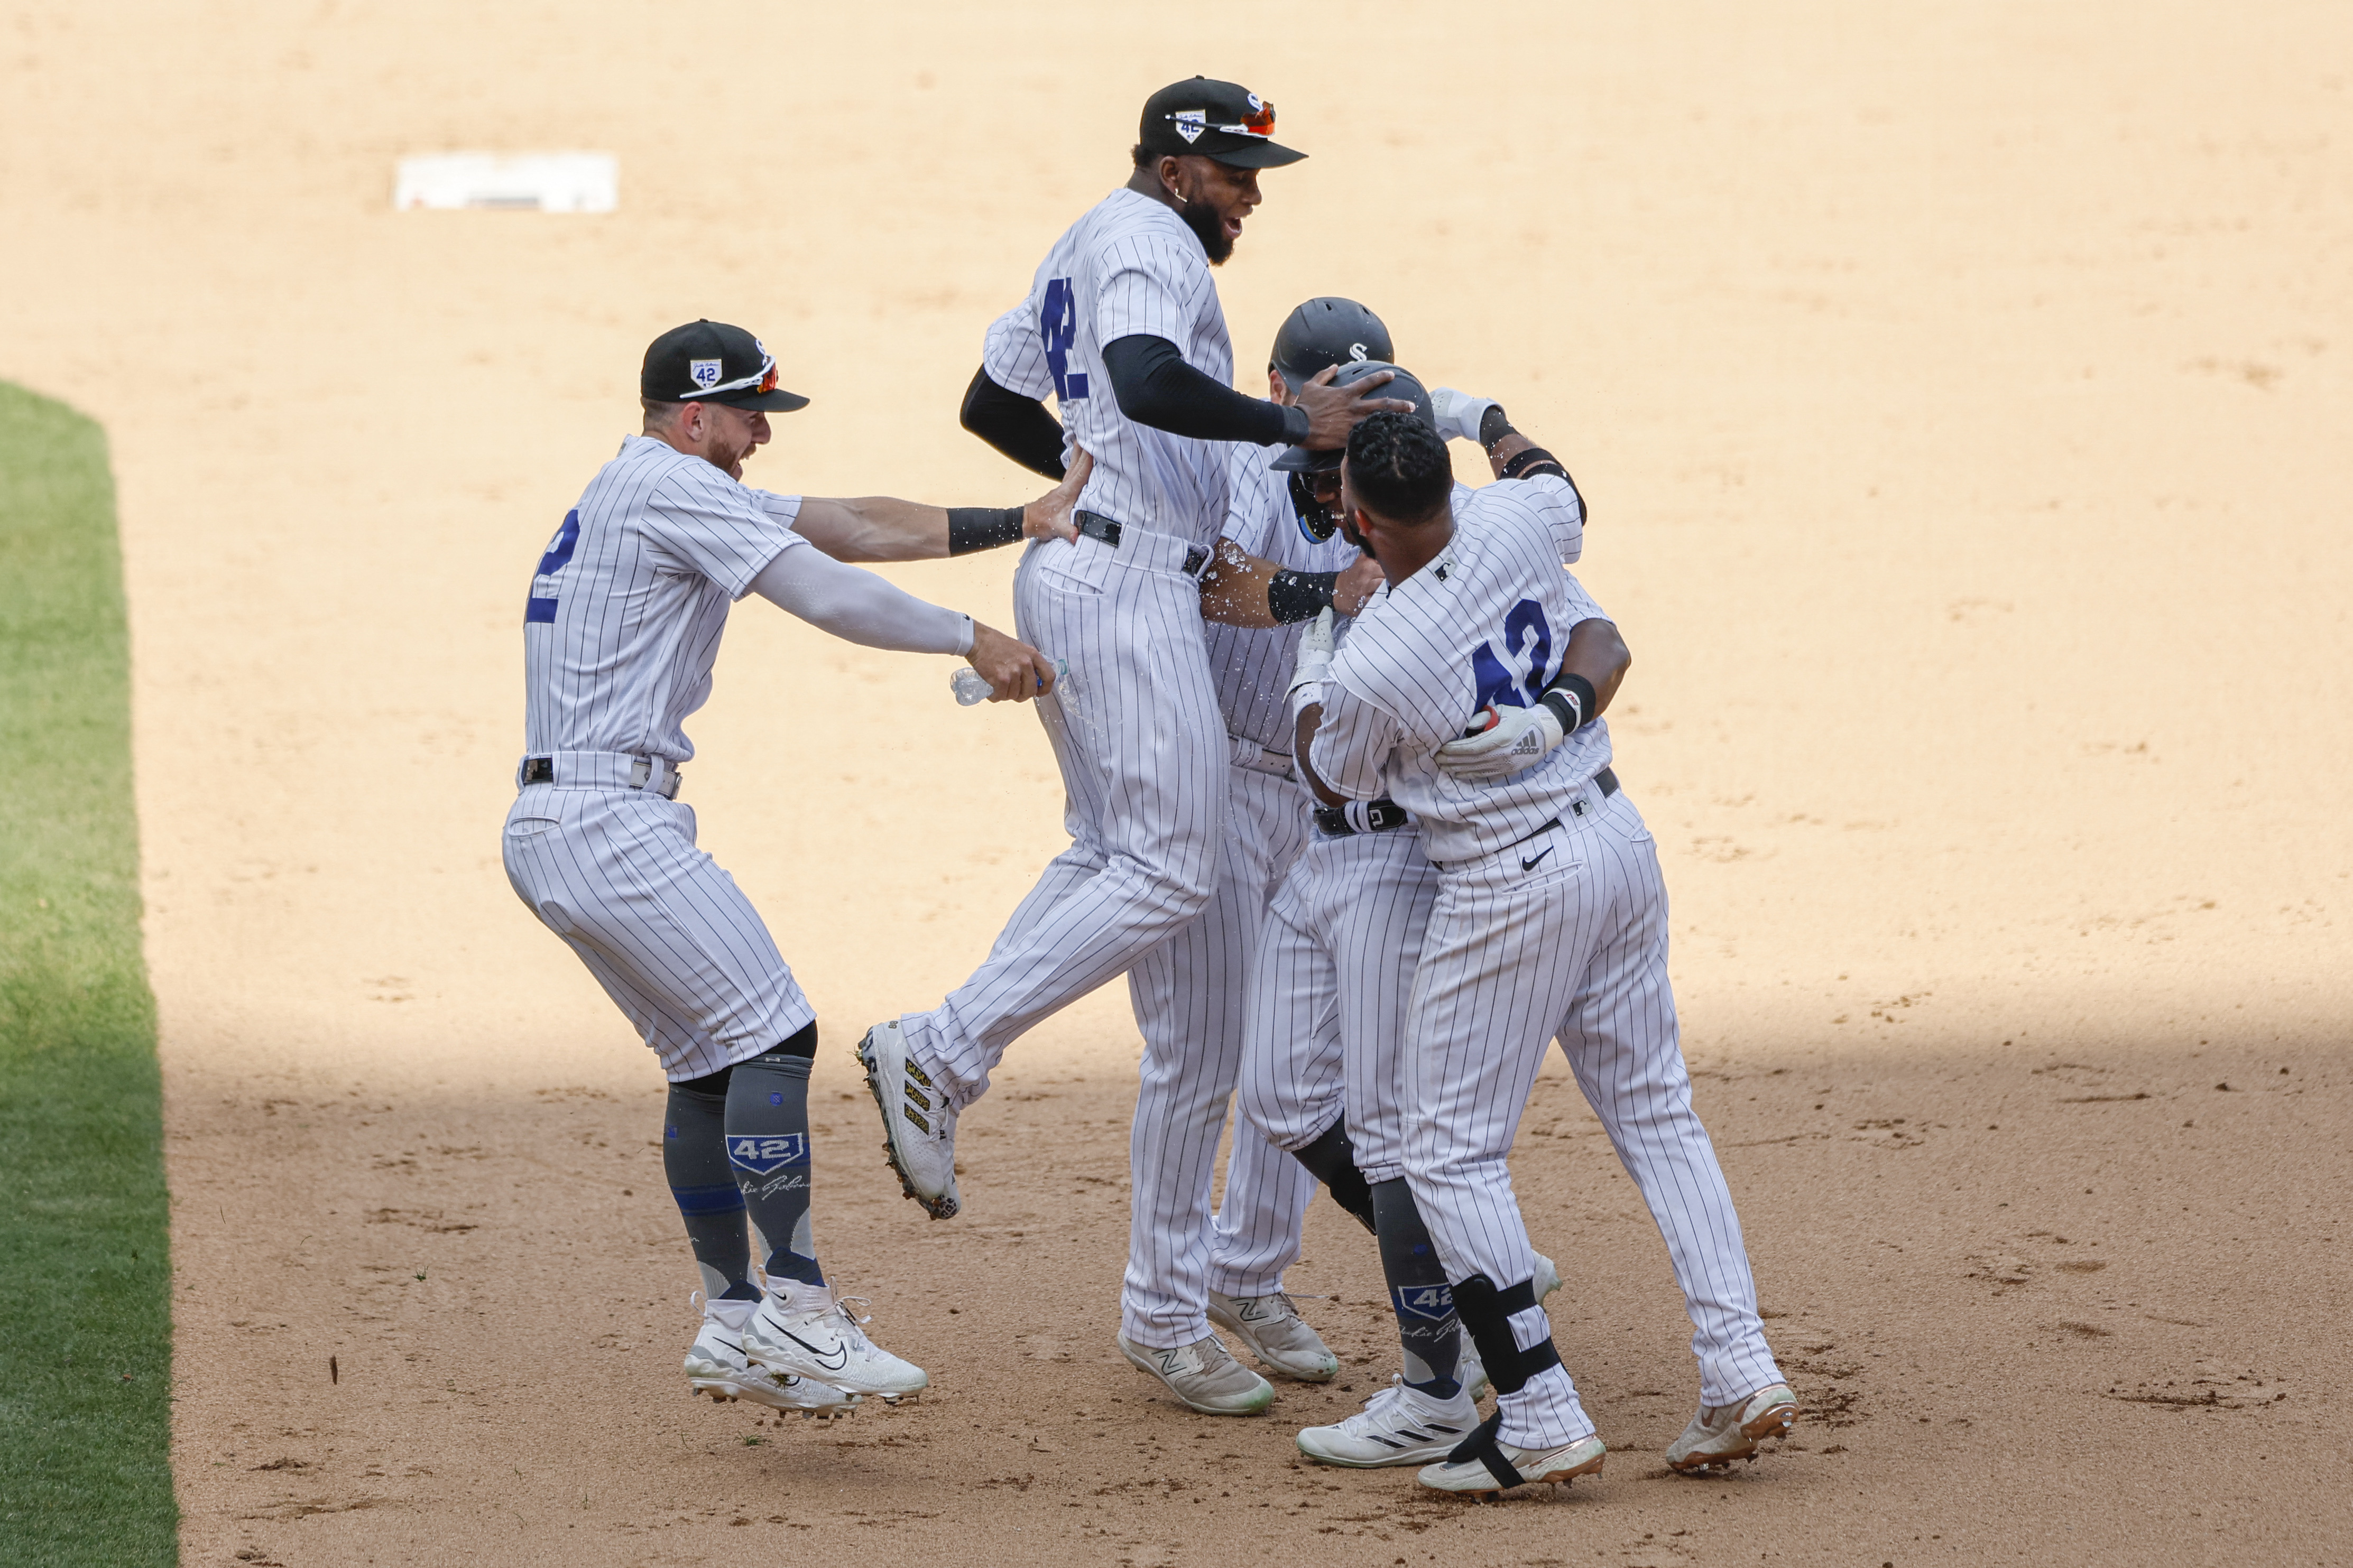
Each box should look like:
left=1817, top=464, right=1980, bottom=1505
left=1271, top=298, right=1395, bottom=395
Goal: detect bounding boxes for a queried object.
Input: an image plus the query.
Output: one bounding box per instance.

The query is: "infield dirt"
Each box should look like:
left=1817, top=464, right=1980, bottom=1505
left=3, top=4, right=2349, bottom=1564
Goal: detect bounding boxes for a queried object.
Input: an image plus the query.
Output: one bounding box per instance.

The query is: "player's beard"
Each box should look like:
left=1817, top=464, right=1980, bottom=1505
left=1178, top=196, right=1235, bottom=266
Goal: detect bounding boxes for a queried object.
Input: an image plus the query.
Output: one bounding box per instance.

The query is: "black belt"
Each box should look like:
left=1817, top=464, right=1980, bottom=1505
left=1314, top=799, right=1413, bottom=837
left=1076, top=511, right=1210, bottom=577
left=1496, top=766, right=1621, bottom=849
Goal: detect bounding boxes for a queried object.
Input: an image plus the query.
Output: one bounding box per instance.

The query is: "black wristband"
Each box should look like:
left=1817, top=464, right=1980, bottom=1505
left=1478, top=403, right=1516, bottom=449
left=1500, top=445, right=1568, bottom=482
left=1268, top=568, right=1340, bottom=625
left=946, top=505, right=1026, bottom=555
left=1539, top=672, right=1597, bottom=734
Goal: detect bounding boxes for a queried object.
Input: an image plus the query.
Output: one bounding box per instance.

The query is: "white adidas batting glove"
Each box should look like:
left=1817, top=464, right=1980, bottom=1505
left=1287, top=607, right=1336, bottom=704
left=1436, top=701, right=1565, bottom=782
left=1429, top=387, right=1500, bottom=446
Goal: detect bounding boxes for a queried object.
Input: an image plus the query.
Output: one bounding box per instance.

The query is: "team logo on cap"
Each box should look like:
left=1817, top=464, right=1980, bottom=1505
left=689, top=358, right=722, bottom=390
left=1171, top=109, right=1205, bottom=144
left=1349, top=342, right=1369, bottom=361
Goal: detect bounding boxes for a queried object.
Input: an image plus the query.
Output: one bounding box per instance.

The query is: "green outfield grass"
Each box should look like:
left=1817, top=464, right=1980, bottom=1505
left=0, top=383, right=178, bottom=1564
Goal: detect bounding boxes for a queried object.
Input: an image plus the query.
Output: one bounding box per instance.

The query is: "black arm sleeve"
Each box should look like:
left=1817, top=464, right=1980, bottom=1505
left=959, top=366, right=1067, bottom=480
left=1101, top=335, right=1311, bottom=447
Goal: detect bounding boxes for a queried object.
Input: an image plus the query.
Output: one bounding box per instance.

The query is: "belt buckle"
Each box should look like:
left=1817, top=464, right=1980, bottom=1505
left=1182, top=544, right=1207, bottom=577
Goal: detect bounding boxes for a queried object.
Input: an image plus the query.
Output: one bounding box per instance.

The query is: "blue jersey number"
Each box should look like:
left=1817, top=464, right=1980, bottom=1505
left=1469, top=599, right=1554, bottom=711
left=525, top=509, right=579, bottom=625
left=1040, top=278, right=1090, bottom=401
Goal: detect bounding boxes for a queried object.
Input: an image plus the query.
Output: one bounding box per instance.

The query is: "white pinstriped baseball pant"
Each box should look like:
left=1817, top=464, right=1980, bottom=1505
left=502, top=783, right=814, bottom=1082
left=1406, top=783, right=1784, bottom=1447
left=1121, top=763, right=1319, bottom=1346
left=1215, top=823, right=1438, bottom=1292
left=900, top=527, right=1228, bottom=1107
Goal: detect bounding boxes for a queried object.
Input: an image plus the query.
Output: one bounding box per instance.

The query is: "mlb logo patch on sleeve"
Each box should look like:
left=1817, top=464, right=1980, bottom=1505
left=727, top=1134, right=808, bottom=1175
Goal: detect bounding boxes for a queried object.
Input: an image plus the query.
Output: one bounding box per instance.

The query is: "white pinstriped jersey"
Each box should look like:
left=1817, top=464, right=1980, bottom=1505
left=522, top=435, right=806, bottom=765
left=981, top=188, right=1236, bottom=545
left=1205, top=445, right=1362, bottom=751
left=1310, top=476, right=1609, bottom=861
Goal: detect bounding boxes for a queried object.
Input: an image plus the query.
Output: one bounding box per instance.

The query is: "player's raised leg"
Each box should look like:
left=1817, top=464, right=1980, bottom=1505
left=866, top=540, right=1230, bottom=1219
left=1554, top=791, right=1794, bottom=1470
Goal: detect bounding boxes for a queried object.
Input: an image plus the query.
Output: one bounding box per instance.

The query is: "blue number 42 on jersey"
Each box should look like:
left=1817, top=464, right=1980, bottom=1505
left=524, top=509, right=579, bottom=625
left=1040, top=277, right=1090, bottom=401
left=1469, top=599, right=1555, bottom=713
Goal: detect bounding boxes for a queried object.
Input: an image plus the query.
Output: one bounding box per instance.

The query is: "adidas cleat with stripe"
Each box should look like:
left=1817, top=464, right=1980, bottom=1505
left=1297, top=1376, right=1479, bottom=1467
left=857, top=1019, right=960, bottom=1219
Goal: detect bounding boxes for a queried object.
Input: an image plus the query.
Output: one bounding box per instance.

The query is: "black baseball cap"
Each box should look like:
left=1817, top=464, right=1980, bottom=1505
left=1138, top=77, right=1306, bottom=170
left=640, top=320, right=810, bottom=411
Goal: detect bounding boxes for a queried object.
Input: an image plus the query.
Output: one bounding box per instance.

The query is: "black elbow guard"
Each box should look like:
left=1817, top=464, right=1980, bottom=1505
left=1268, top=568, right=1340, bottom=624
left=1500, top=446, right=1570, bottom=483
left=947, top=506, right=1026, bottom=556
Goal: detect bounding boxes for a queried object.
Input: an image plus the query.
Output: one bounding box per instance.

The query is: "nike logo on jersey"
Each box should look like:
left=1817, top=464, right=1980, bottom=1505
left=1521, top=846, right=1556, bottom=871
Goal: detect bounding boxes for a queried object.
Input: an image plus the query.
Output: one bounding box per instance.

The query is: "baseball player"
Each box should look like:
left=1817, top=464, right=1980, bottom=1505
left=1221, top=369, right=1585, bottom=1466
left=1291, top=410, right=1796, bottom=1497
left=504, top=320, right=1079, bottom=1420
left=859, top=81, right=1402, bottom=1413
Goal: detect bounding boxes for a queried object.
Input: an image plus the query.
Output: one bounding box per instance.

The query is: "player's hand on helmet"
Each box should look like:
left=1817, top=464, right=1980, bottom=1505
left=1429, top=387, right=1501, bottom=446
left=1287, top=606, right=1336, bottom=702
left=1436, top=701, right=1565, bottom=782
left=1022, top=448, right=1092, bottom=544
left=966, top=621, right=1056, bottom=702
left=1295, top=364, right=1414, bottom=451
left=1333, top=552, right=1386, bottom=617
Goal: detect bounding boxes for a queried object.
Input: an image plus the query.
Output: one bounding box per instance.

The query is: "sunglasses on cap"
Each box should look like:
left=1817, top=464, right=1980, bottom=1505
left=1165, top=99, right=1279, bottom=140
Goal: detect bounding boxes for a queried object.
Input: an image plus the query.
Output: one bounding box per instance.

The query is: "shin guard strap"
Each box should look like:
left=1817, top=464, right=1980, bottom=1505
left=1445, top=1410, right=1526, bottom=1490
left=1453, top=1273, right=1563, bottom=1395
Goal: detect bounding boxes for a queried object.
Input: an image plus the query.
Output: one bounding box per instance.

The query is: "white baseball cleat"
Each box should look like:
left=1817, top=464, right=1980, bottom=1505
left=1417, top=1431, right=1605, bottom=1498
left=1664, top=1383, right=1799, bottom=1473
left=1459, top=1251, right=1563, bottom=1402
left=1208, top=1290, right=1339, bottom=1382
left=1118, top=1333, right=1275, bottom=1416
left=743, top=1291, right=928, bottom=1403
left=857, top=1019, right=960, bottom=1220
left=1297, top=1375, right=1480, bottom=1467
left=683, top=1296, right=859, bottom=1418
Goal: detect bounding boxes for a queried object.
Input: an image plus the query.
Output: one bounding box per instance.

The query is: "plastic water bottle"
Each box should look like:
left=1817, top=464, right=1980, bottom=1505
left=952, top=659, right=1069, bottom=706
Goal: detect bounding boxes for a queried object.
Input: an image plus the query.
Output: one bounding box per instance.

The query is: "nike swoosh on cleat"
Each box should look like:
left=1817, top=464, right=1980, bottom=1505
left=782, top=1330, right=851, bottom=1372
left=1521, top=846, right=1555, bottom=871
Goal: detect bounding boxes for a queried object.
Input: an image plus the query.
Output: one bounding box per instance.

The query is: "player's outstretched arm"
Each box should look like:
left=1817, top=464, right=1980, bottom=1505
left=750, top=545, right=1056, bottom=702
left=1197, top=539, right=1384, bottom=628
left=1434, top=617, right=1630, bottom=781
left=784, top=452, right=1091, bottom=564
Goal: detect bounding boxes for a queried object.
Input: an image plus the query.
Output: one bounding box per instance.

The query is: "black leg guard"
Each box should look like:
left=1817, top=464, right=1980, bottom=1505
left=1288, top=1120, right=1377, bottom=1234
left=1446, top=1273, right=1566, bottom=1489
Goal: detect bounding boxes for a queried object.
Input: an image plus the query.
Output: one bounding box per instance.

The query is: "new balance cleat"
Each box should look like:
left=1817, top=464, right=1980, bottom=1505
left=1209, top=1290, right=1339, bottom=1382
left=1118, top=1333, right=1275, bottom=1416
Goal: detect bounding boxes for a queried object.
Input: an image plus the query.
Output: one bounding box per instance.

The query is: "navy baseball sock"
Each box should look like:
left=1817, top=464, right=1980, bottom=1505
left=1372, top=1178, right=1464, bottom=1400
left=663, top=1069, right=758, bottom=1302
left=725, top=1023, right=824, bottom=1289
